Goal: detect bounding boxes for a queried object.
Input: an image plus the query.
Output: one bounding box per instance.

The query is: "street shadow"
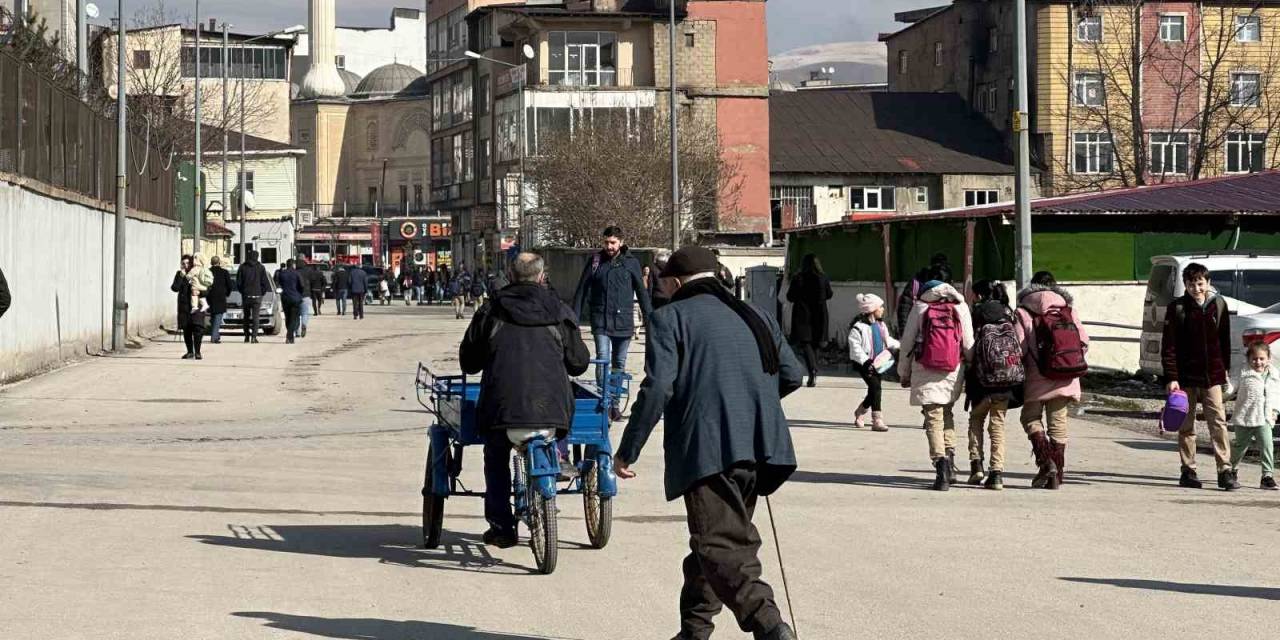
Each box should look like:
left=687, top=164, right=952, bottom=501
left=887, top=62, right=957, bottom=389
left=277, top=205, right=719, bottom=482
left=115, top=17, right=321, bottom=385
left=1113, top=439, right=1180, bottom=452
left=789, top=470, right=932, bottom=491
left=788, top=419, right=909, bottom=431
left=188, top=524, right=538, bottom=575
left=232, top=611, right=571, bottom=639
left=1060, top=577, right=1280, bottom=601
left=1068, top=470, right=1174, bottom=488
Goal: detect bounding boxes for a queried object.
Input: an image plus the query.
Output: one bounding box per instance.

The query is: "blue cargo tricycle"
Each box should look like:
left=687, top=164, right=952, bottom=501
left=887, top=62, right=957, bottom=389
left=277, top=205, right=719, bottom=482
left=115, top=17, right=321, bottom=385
left=415, top=360, right=631, bottom=575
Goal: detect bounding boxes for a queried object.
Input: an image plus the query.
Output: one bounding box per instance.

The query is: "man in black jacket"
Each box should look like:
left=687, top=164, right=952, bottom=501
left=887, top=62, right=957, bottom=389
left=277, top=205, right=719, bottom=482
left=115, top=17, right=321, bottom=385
left=276, top=260, right=308, bottom=344
left=460, top=253, right=591, bottom=548
left=206, top=256, right=234, bottom=344
left=0, top=266, right=11, bottom=320
left=333, top=264, right=351, bottom=316
left=235, top=250, right=273, bottom=343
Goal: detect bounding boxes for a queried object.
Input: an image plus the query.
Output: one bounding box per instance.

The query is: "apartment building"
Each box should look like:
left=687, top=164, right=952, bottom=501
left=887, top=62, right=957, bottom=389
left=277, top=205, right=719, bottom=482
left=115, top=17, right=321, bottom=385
left=883, top=1, right=1280, bottom=195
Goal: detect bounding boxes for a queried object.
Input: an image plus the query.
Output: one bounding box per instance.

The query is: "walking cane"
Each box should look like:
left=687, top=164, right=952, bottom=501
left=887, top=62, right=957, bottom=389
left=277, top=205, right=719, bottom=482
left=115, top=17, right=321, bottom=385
left=764, top=495, right=799, bottom=635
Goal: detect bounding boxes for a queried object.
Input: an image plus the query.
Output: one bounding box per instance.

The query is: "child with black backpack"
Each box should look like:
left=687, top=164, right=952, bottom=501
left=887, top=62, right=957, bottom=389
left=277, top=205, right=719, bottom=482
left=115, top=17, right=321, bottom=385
left=1014, top=271, right=1089, bottom=490
left=965, top=280, right=1024, bottom=491
left=898, top=277, right=974, bottom=491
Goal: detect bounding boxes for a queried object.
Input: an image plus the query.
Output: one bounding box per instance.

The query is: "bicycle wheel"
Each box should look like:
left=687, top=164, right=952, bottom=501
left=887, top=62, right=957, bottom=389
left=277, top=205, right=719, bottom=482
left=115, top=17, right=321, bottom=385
left=422, top=445, right=445, bottom=549
left=527, top=485, right=558, bottom=575
left=582, top=464, right=613, bottom=549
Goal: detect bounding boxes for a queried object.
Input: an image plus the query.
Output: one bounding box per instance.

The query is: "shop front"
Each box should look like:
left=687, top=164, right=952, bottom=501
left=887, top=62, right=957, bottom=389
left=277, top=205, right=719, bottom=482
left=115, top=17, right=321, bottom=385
left=387, top=216, right=453, bottom=272
left=296, top=221, right=377, bottom=266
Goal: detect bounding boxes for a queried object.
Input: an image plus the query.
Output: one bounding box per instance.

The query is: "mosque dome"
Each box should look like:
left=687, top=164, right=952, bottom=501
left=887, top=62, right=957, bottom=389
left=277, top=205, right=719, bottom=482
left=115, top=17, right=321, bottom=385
left=338, top=68, right=363, bottom=96
left=352, top=63, right=426, bottom=99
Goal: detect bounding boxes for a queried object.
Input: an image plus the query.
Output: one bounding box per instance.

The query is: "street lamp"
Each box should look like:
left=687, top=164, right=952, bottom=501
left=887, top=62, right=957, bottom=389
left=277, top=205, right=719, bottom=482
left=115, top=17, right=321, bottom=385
left=233, top=24, right=304, bottom=265
left=466, top=45, right=535, bottom=252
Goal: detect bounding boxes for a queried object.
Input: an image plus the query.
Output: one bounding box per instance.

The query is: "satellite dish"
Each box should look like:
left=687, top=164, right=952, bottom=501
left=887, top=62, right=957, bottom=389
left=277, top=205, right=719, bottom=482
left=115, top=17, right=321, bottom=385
left=522, top=43, right=536, bottom=60
left=237, top=189, right=256, bottom=212
left=86, top=3, right=100, bottom=18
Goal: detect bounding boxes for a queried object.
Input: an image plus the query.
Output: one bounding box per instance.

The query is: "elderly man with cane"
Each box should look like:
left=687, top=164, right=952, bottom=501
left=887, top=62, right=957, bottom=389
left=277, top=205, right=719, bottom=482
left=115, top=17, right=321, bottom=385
left=616, top=246, right=803, bottom=640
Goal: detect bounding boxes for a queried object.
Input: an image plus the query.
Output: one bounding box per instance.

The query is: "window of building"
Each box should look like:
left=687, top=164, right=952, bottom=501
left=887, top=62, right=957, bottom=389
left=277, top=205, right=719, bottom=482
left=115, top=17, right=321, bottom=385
left=933, top=42, right=943, bottom=66
left=297, top=128, right=311, bottom=144
left=1236, top=14, right=1262, bottom=42
left=478, top=138, right=491, bottom=180
left=477, top=75, right=490, bottom=116
left=237, top=170, right=255, bottom=194
left=548, top=31, right=618, bottom=87
left=988, top=27, right=999, bottom=52
left=1077, top=15, right=1102, bottom=42
left=1150, top=132, right=1189, bottom=174
left=1231, top=72, right=1261, bottom=106
left=771, top=186, right=816, bottom=226
left=259, top=247, right=278, bottom=264
left=986, top=85, right=998, bottom=113
left=368, top=187, right=379, bottom=209
left=685, top=32, right=695, bottom=47
left=477, top=14, right=494, bottom=52
left=964, top=189, right=1000, bottom=207
left=413, top=184, right=424, bottom=213
left=850, top=186, right=895, bottom=212
left=133, top=49, right=151, bottom=69
left=335, top=55, right=346, bottom=69
left=398, top=185, right=408, bottom=212
left=1074, top=72, right=1105, bottom=106
left=1073, top=132, right=1114, bottom=174
left=431, top=71, right=473, bottom=130
left=184, top=44, right=286, bottom=80
left=1226, top=132, right=1266, bottom=173
left=913, top=186, right=928, bottom=205
left=1159, top=14, right=1186, bottom=42
left=898, top=50, right=908, bottom=74
left=366, top=120, right=378, bottom=151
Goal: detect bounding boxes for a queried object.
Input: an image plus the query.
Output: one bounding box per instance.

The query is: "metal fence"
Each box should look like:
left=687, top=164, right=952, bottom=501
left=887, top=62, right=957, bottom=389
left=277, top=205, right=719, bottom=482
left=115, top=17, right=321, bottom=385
left=0, top=19, right=176, bottom=220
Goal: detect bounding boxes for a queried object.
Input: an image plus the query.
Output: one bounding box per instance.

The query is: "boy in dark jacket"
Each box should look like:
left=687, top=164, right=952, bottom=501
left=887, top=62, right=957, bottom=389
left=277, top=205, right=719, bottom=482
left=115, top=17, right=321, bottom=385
left=460, top=253, right=591, bottom=548
left=1162, top=262, right=1237, bottom=491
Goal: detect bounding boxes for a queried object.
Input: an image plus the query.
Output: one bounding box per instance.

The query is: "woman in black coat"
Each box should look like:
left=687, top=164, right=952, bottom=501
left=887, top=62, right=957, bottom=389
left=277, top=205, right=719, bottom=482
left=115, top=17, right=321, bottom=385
left=171, top=255, right=203, bottom=360
left=205, top=256, right=234, bottom=344
left=787, top=253, right=833, bottom=387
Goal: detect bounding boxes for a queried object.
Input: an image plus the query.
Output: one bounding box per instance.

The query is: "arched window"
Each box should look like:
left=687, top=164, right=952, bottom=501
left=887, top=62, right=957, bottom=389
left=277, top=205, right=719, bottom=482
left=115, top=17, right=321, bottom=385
left=367, top=120, right=379, bottom=151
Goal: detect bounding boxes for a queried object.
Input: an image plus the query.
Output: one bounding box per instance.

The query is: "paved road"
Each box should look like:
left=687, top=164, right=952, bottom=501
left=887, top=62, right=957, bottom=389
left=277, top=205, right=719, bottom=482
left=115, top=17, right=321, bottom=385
left=1, top=303, right=1276, bottom=639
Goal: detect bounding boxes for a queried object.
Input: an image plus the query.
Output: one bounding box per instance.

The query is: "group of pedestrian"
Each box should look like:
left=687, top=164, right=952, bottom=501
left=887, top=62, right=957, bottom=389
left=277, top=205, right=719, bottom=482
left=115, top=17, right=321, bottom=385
left=330, top=262, right=368, bottom=319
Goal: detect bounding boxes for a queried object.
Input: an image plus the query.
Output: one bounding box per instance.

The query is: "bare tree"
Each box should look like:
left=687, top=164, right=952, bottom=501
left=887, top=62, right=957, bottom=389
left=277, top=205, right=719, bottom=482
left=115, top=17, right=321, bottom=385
left=527, top=109, right=743, bottom=248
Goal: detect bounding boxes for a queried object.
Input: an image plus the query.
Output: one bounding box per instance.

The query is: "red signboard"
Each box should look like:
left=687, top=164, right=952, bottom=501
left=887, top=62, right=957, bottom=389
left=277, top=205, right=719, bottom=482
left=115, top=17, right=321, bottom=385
left=371, top=222, right=382, bottom=266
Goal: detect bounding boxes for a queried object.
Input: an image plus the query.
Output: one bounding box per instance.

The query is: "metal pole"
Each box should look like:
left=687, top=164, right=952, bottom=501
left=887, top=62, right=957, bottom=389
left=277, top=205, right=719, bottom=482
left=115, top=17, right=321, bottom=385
left=518, top=69, right=526, bottom=248
left=111, top=2, right=128, bottom=351
left=1014, top=0, right=1033, bottom=289
left=239, top=38, right=247, bottom=264
left=193, top=9, right=203, bottom=254
left=669, top=0, right=680, bottom=250
left=77, top=0, right=88, bottom=83
left=221, top=21, right=229, bottom=260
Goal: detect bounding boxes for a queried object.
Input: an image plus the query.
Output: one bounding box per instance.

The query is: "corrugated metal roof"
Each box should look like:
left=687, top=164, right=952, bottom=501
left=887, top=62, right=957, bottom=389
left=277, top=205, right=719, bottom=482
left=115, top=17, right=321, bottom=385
left=783, top=171, right=1280, bottom=234
left=770, top=90, right=1016, bottom=176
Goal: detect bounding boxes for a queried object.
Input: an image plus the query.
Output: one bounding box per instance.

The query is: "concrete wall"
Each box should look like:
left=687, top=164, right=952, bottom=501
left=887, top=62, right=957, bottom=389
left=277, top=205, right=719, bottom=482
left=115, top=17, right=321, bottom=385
left=0, top=177, right=180, bottom=383
left=780, top=279, right=1145, bottom=373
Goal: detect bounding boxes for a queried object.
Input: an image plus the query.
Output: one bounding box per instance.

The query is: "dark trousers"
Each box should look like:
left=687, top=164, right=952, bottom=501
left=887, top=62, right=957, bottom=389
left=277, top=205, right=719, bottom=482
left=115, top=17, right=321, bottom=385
left=243, top=296, right=262, bottom=340
left=797, top=342, right=817, bottom=377
left=352, top=294, right=365, bottom=319
left=483, top=430, right=516, bottom=533
left=680, top=464, right=782, bottom=639
left=283, top=299, right=301, bottom=341
left=311, top=292, right=323, bottom=315
left=182, top=325, right=203, bottom=355
left=853, top=361, right=883, bottom=412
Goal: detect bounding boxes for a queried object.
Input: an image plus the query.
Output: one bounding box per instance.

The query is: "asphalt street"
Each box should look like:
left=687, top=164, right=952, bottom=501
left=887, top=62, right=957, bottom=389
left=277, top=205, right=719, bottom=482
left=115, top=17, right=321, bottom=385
left=0, top=302, right=1275, bottom=639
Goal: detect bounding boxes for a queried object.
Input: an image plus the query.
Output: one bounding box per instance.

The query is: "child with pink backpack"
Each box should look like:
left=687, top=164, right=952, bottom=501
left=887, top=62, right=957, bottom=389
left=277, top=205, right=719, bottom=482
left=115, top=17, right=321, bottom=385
left=898, top=277, right=975, bottom=491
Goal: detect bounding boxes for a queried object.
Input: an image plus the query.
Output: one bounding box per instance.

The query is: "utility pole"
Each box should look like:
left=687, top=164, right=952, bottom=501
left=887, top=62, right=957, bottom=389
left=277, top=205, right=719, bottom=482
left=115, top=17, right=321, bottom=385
left=111, top=3, right=128, bottom=351
left=193, top=10, right=203, bottom=255
left=77, top=0, right=88, bottom=85
left=1014, top=0, right=1033, bottom=288
left=239, top=37, right=247, bottom=263
left=221, top=21, right=230, bottom=260
left=669, top=0, right=680, bottom=250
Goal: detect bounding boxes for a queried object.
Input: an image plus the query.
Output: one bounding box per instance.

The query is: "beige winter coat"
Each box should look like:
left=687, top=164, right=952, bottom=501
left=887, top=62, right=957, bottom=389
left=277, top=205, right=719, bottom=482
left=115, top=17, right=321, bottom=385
left=187, top=254, right=213, bottom=295
left=897, top=283, right=975, bottom=407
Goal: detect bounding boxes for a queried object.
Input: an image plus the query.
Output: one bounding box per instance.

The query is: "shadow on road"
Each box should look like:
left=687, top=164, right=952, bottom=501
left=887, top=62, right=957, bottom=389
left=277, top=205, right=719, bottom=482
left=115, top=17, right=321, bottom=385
left=1060, top=577, right=1280, bottom=601
left=232, top=611, right=573, bottom=639
left=789, top=470, right=931, bottom=490
left=189, top=523, right=540, bottom=575
left=1113, top=439, right=1180, bottom=452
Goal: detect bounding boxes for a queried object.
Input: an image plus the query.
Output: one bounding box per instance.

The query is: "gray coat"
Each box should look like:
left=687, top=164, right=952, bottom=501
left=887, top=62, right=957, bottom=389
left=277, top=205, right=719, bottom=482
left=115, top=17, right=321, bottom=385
left=617, top=294, right=805, bottom=501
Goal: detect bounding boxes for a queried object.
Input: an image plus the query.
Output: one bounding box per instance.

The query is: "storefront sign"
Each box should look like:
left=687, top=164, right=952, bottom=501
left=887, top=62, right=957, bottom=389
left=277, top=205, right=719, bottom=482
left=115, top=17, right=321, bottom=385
left=396, top=218, right=452, bottom=241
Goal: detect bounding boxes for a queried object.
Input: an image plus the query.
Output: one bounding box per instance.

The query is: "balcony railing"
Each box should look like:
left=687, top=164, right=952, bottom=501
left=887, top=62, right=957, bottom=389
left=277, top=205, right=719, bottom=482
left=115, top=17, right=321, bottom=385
left=310, top=202, right=432, bottom=219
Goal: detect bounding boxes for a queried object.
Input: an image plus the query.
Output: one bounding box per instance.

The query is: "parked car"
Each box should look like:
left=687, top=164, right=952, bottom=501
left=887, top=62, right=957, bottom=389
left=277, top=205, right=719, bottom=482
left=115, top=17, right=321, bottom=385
left=1140, top=252, right=1280, bottom=384
left=222, top=267, right=283, bottom=335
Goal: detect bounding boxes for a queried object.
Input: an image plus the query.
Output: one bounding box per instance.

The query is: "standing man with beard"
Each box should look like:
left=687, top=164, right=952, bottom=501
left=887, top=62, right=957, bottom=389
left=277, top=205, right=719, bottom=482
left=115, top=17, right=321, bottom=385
left=572, top=226, right=653, bottom=420
left=615, top=246, right=803, bottom=640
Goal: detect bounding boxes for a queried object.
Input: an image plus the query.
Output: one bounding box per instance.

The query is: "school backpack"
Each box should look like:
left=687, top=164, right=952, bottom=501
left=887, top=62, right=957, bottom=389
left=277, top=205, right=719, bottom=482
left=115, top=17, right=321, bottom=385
left=1029, top=305, right=1089, bottom=380
left=975, top=316, right=1025, bottom=388
left=917, top=301, right=962, bottom=372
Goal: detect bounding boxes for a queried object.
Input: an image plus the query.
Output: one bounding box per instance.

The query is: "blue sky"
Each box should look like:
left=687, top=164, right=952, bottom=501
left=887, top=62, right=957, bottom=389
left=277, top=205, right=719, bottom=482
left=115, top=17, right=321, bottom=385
left=106, top=0, right=941, bottom=54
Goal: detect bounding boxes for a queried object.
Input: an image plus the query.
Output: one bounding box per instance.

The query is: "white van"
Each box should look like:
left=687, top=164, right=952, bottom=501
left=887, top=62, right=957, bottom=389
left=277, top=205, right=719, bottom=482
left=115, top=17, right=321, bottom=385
left=1140, top=252, right=1280, bottom=378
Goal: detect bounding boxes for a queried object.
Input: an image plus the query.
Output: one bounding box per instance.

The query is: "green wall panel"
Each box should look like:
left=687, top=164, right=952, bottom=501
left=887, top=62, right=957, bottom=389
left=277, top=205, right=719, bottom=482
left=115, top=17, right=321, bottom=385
left=1032, top=231, right=1136, bottom=281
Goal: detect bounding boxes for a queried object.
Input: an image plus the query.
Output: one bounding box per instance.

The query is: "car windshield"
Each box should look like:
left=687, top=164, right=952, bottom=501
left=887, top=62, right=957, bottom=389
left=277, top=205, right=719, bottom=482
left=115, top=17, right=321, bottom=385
left=1238, top=269, right=1280, bottom=309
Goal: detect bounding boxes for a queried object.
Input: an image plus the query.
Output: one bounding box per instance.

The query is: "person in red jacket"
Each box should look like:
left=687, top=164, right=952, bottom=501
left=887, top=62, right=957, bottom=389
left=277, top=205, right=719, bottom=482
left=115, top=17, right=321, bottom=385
left=1162, top=262, right=1238, bottom=491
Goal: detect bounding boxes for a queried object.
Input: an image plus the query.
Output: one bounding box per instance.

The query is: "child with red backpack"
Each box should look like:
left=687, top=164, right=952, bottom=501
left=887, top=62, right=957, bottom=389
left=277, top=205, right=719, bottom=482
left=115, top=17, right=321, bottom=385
left=1014, top=271, right=1089, bottom=490
left=898, top=278, right=974, bottom=491
left=965, top=280, right=1024, bottom=491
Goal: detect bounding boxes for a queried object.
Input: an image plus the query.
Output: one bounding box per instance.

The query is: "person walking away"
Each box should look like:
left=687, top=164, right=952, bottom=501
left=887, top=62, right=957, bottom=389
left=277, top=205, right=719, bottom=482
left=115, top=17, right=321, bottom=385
left=348, top=264, right=368, bottom=320
left=308, top=263, right=326, bottom=315
left=459, top=253, right=591, bottom=548
left=1162, top=262, right=1236, bottom=490
left=333, top=264, right=351, bottom=316
left=896, top=253, right=950, bottom=338
left=276, top=259, right=307, bottom=343
left=379, top=275, right=391, bottom=305
left=1231, top=342, right=1280, bottom=490
left=449, top=272, right=466, bottom=319
left=412, top=267, right=425, bottom=305
left=0, top=266, right=10, bottom=320
left=206, top=256, right=233, bottom=344
left=965, top=280, right=1024, bottom=490
left=299, top=279, right=313, bottom=338
left=848, top=293, right=899, bottom=432
left=1014, top=271, right=1090, bottom=490
left=236, top=250, right=274, bottom=343
left=615, top=246, right=803, bottom=640
left=470, top=269, right=489, bottom=308
left=401, top=268, right=414, bottom=306
left=572, top=226, right=654, bottom=420
left=171, top=255, right=204, bottom=360
left=424, top=269, right=437, bottom=305
left=787, top=253, right=833, bottom=388
left=898, top=277, right=974, bottom=491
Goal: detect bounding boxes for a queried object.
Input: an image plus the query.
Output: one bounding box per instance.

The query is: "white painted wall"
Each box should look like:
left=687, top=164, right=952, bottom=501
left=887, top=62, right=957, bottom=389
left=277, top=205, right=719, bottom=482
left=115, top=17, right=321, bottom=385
left=293, top=12, right=427, bottom=81
left=0, top=179, right=180, bottom=383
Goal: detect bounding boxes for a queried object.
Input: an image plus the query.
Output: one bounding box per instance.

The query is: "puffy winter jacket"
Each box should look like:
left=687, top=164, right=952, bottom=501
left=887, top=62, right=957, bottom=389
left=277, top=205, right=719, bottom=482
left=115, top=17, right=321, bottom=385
left=1014, top=284, right=1090, bottom=403
left=848, top=319, right=899, bottom=365
left=897, top=283, right=974, bottom=407
left=572, top=247, right=653, bottom=337
left=236, top=258, right=273, bottom=297
left=1232, top=365, right=1280, bottom=428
